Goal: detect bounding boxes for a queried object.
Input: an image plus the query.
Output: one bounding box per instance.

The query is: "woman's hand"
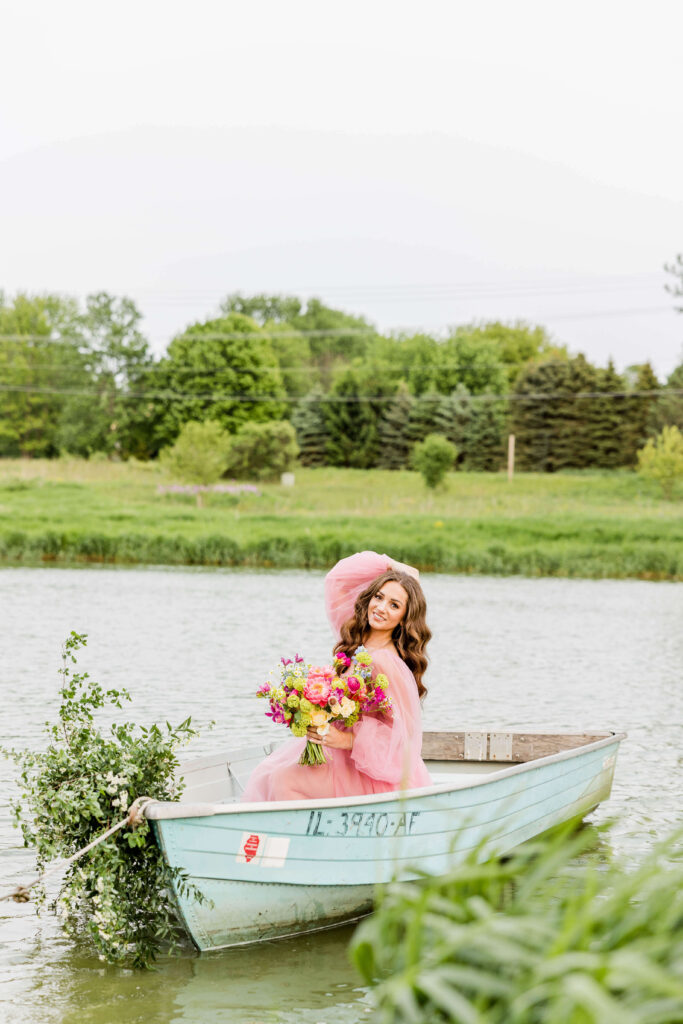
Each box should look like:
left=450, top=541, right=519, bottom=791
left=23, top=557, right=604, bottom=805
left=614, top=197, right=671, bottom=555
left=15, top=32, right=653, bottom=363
left=384, top=555, right=420, bottom=580
left=306, top=727, right=354, bottom=750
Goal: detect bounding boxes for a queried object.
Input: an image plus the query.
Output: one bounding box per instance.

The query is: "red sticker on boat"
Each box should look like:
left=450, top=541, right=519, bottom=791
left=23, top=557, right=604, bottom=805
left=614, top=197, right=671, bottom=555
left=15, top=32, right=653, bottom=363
left=243, top=834, right=260, bottom=862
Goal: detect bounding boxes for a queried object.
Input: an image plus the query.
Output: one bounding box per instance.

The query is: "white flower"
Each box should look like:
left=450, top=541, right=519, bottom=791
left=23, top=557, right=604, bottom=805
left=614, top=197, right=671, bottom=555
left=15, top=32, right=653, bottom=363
left=339, top=696, right=356, bottom=718
left=118, top=791, right=129, bottom=813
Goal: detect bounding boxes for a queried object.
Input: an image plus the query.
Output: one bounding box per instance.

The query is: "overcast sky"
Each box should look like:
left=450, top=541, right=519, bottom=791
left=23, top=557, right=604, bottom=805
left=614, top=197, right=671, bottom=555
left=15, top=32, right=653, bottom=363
left=2, top=0, right=682, bottom=376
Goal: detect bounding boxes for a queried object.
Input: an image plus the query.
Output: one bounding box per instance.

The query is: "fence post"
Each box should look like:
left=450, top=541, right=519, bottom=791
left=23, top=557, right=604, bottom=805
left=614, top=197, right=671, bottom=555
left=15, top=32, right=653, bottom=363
left=507, top=434, right=515, bottom=481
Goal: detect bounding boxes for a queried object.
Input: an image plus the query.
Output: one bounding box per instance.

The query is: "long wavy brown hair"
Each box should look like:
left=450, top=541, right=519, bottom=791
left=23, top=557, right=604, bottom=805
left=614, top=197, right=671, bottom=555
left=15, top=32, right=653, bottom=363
left=333, top=570, right=431, bottom=699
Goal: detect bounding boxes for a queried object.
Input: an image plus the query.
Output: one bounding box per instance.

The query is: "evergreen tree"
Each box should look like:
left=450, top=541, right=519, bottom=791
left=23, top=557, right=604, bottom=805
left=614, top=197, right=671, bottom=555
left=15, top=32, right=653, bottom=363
left=292, top=389, right=329, bottom=466
left=623, top=362, right=660, bottom=463
left=376, top=384, right=414, bottom=469
left=588, top=360, right=628, bottom=468
left=407, top=390, right=453, bottom=446
left=510, top=356, right=600, bottom=471
left=323, top=368, right=387, bottom=468
left=463, top=399, right=507, bottom=471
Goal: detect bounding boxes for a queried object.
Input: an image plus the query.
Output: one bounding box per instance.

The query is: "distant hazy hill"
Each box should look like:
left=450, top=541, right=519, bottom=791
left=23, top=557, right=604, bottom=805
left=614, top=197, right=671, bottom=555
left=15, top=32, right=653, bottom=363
left=1, top=126, right=681, bottom=370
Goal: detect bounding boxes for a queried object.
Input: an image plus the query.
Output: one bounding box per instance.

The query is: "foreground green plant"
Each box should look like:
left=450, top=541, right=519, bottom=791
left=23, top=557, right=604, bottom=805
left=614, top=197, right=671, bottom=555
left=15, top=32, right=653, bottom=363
left=352, top=824, right=683, bottom=1023
left=5, top=632, right=204, bottom=968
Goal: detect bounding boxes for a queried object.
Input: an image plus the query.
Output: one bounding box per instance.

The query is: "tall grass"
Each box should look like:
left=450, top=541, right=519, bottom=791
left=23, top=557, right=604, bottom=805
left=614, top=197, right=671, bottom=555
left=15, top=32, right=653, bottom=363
left=352, top=823, right=683, bottom=1023
left=0, top=460, right=681, bottom=578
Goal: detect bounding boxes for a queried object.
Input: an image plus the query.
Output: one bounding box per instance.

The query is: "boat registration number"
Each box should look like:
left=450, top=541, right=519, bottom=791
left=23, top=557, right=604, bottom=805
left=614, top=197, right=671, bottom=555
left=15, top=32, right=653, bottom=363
left=305, top=809, right=421, bottom=838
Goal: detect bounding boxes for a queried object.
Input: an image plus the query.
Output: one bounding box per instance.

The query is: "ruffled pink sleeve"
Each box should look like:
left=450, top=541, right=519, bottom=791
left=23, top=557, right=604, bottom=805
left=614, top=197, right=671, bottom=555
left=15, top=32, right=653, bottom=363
left=350, top=649, right=432, bottom=790
left=324, top=550, right=393, bottom=637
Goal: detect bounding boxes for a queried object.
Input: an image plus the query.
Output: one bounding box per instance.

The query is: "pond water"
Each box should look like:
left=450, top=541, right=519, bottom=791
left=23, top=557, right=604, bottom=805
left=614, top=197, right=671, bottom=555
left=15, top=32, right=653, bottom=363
left=1, top=566, right=682, bottom=1023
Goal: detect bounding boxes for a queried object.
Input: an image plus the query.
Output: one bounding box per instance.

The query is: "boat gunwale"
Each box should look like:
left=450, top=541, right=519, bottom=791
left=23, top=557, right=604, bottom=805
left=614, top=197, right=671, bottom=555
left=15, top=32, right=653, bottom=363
left=145, top=730, right=626, bottom=821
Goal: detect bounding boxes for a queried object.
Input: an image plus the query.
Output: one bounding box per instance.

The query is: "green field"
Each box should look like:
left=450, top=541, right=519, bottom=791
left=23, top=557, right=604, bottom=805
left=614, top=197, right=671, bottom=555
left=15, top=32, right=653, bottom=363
left=1, top=458, right=681, bottom=579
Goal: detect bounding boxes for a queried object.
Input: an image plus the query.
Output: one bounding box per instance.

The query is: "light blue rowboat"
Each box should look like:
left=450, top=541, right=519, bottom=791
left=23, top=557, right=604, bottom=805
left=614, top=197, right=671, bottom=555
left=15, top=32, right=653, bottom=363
left=145, top=728, right=625, bottom=951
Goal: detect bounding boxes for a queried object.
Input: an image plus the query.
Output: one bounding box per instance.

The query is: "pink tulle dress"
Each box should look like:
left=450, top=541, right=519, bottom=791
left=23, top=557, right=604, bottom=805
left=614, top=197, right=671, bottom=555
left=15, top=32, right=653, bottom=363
left=240, top=551, right=433, bottom=802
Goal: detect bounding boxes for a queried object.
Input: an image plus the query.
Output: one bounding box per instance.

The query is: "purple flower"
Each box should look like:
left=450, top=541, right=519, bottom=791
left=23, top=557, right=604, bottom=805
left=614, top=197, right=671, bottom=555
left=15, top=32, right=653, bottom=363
left=281, top=657, right=292, bottom=666
left=295, top=653, right=304, bottom=663
left=266, top=706, right=287, bottom=724
left=373, top=686, right=386, bottom=703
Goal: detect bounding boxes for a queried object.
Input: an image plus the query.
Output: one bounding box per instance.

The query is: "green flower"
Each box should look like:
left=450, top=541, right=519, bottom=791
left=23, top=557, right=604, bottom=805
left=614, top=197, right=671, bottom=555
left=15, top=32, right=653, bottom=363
left=291, top=720, right=308, bottom=737
left=299, top=698, right=314, bottom=713
left=286, top=693, right=300, bottom=709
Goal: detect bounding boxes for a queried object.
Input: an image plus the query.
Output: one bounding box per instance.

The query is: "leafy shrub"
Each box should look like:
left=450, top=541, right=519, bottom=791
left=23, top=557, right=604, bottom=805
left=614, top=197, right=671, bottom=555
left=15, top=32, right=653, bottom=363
left=412, top=433, right=457, bottom=488
left=159, top=420, right=231, bottom=487
left=5, top=632, right=204, bottom=968
left=226, top=419, right=299, bottom=481
left=352, top=823, right=683, bottom=1023
left=637, top=424, right=683, bottom=499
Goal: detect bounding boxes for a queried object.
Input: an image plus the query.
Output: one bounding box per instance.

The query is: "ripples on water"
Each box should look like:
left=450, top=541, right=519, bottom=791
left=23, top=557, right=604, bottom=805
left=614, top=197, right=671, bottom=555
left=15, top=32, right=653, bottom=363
left=1, top=567, right=681, bottom=1023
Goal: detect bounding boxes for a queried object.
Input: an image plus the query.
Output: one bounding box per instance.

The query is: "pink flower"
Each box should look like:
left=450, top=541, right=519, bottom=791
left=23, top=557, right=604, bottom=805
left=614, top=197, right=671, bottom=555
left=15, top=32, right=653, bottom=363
left=256, top=683, right=271, bottom=695
left=304, top=666, right=335, bottom=706
left=346, top=676, right=361, bottom=693
left=373, top=685, right=386, bottom=703
left=335, top=652, right=351, bottom=668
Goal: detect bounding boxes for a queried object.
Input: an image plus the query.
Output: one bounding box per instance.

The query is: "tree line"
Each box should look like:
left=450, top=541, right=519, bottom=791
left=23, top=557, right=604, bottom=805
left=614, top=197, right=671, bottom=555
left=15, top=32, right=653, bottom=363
left=1, top=288, right=682, bottom=472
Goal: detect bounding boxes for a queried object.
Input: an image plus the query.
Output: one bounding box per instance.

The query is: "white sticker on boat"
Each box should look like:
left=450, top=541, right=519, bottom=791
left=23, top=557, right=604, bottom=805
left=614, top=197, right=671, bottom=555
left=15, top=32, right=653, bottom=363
left=236, top=832, right=289, bottom=868
left=262, top=835, right=290, bottom=868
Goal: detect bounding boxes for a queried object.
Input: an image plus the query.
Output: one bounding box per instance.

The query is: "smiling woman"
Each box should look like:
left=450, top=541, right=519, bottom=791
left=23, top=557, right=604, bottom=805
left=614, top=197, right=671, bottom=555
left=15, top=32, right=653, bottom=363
left=240, top=551, right=434, bottom=802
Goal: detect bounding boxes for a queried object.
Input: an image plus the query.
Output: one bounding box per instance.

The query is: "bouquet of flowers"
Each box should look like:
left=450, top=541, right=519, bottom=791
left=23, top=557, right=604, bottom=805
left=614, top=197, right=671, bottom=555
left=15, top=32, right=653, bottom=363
left=256, top=646, right=392, bottom=766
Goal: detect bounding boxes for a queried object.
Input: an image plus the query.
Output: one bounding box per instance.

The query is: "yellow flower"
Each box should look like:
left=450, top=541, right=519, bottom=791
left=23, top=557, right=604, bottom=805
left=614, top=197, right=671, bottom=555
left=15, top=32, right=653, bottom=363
left=309, top=708, right=330, bottom=728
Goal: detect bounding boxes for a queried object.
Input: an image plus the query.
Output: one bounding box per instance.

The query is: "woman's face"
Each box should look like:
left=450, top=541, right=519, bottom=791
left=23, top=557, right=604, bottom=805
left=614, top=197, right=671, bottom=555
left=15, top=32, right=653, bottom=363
left=367, top=580, right=409, bottom=633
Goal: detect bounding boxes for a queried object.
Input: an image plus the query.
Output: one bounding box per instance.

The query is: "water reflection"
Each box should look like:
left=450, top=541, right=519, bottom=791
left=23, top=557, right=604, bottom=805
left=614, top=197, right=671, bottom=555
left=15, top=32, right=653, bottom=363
left=43, top=926, right=369, bottom=1024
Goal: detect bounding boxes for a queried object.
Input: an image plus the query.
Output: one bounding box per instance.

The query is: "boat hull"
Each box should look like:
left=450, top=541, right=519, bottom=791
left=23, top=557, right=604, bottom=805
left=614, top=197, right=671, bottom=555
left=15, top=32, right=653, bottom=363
left=149, top=734, right=622, bottom=951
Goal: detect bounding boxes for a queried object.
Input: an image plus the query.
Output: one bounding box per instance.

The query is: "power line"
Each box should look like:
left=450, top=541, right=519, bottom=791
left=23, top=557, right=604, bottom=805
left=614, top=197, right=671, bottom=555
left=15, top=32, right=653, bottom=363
left=0, top=382, right=678, bottom=405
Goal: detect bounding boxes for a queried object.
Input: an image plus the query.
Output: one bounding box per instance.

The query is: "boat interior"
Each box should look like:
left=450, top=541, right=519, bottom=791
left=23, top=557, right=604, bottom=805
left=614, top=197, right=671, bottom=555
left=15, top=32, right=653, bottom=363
left=177, top=730, right=615, bottom=805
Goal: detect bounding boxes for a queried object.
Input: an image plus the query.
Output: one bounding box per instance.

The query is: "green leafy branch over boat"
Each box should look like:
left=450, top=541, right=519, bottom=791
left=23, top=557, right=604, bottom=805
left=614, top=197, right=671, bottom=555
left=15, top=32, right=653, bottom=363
left=3, top=632, right=206, bottom=969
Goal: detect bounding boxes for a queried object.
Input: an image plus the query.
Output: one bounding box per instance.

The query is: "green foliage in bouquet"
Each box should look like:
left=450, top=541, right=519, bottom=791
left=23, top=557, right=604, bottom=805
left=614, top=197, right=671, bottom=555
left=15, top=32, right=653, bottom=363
left=352, top=823, right=683, bottom=1023
left=5, top=632, right=205, bottom=969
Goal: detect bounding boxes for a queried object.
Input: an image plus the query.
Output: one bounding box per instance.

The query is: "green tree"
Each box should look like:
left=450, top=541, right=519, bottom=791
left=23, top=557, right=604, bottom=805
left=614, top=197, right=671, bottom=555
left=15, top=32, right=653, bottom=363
left=510, top=355, right=601, bottom=471
left=0, top=292, right=84, bottom=456
left=153, top=314, right=286, bottom=448
left=220, top=293, right=377, bottom=386
left=637, top=425, right=683, bottom=499
left=621, top=362, right=661, bottom=463
left=292, top=389, right=329, bottom=467
left=648, top=362, right=683, bottom=435
left=412, top=433, right=457, bottom=488
left=377, top=383, right=415, bottom=469
left=323, top=367, right=388, bottom=468
left=462, top=398, right=507, bottom=471
left=441, top=330, right=509, bottom=395
left=160, top=420, right=231, bottom=503
left=407, top=390, right=453, bottom=446
left=226, top=420, right=299, bottom=481
left=57, top=292, right=152, bottom=457
left=588, top=360, right=628, bottom=468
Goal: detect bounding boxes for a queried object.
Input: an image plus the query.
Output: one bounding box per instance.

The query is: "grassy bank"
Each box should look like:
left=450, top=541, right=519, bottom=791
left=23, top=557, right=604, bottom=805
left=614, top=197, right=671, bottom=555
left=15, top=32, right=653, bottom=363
left=0, top=458, right=682, bottom=579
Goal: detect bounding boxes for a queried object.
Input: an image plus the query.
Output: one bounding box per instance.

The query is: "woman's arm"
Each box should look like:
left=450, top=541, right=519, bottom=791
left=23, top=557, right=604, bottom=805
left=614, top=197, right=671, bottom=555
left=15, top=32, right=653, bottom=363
left=324, top=550, right=420, bottom=636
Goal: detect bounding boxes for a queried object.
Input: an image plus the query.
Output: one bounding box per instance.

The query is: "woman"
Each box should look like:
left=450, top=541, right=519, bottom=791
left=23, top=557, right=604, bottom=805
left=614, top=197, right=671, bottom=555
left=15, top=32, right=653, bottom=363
left=240, top=550, right=433, bottom=802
